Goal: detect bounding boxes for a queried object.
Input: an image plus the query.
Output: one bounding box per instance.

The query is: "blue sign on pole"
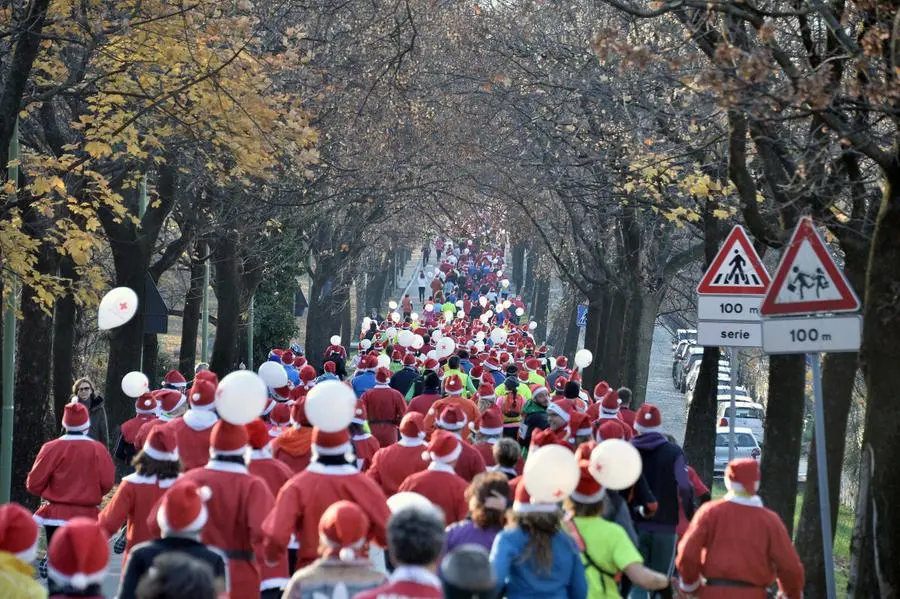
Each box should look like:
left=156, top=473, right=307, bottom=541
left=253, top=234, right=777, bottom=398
left=576, top=304, right=588, bottom=328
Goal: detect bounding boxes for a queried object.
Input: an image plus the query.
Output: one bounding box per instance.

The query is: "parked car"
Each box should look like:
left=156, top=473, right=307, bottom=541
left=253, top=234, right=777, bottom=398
left=672, top=328, right=697, bottom=348
left=672, top=340, right=695, bottom=381
left=717, top=401, right=765, bottom=444
left=714, top=426, right=761, bottom=474
left=717, top=386, right=750, bottom=398
left=675, top=346, right=705, bottom=391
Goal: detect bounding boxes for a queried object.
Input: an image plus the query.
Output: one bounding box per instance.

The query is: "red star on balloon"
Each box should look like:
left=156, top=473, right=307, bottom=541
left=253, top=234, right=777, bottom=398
left=119, top=302, right=129, bottom=311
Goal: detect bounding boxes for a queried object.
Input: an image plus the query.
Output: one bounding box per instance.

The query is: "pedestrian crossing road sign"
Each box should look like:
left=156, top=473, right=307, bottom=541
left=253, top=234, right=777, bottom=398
left=696, top=225, right=771, bottom=295
left=760, top=217, right=860, bottom=316
left=576, top=304, right=588, bottom=328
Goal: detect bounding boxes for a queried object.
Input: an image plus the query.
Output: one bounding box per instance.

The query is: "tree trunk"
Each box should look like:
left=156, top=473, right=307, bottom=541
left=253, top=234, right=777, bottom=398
left=796, top=240, right=867, bottom=597
left=179, top=246, right=205, bottom=376
left=629, top=291, right=661, bottom=407
left=598, top=291, right=626, bottom=388
left=142, top=334, right=159, bottom=385
left=851, top=172, right=900, bottom=597
left=209, top=236, right=241, bottom=375
left=52, top=257, right=79, bottom=424
left=365, top=253, right=390, bottom=315
left=619, top=292, right=641, bottom=391
left=758, top=354, right=806, bottom=532
left=563, top=299, right=581, bottom=358
left=305, top=257, right=347, bottom=368
left=523, top=250, right=535, bottom=300
left=11, top=240, right=58, bottom=507
left=339, top=285, right=352, bottom=344
left=683, top=347, right=720, bottom=488
left=532, top=278, right=550, bottom=343
left=583, top=290, right=607, bottom=385
left=512, top=243, right=526, bottom=292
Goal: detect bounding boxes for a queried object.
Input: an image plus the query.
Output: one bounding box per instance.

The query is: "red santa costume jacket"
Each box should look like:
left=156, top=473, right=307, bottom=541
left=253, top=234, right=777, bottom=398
left=453, top=435, right=487, bottom=482
left=98, top=473, right=175, bottom=563
left=148, top=459, right=275, bottom=599
left=367, top=438, right=429, bottom=496
left=248, top=447, right=293, bottom=594
left=352, top=432, right=381, bottom=472
left=133, top=416, right=164, bottom=449
left=472, top=439, right=498, bottom=468
left=676, top=495, right=804, bottom=598
left=262, top=461, right=391, bottom=570
left=119, top=414, right=156, bottom=446
left=27, top=434, right=115, bottom=525
left=398, top=462, right=469, bottom=525
left=355, top=565, right=444, bottom=599
left=163, top=409, right=218, bottom=471
left=362, top=384, right=407, bottom=447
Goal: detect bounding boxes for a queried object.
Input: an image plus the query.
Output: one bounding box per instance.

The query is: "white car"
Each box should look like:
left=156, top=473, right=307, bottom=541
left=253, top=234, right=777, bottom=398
left=717, top=401, right=765, bottom=444
left=714, top=426, right=761, bottom=473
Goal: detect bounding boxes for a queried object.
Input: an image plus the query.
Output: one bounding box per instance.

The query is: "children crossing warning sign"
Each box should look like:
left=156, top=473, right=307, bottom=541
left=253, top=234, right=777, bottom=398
left=760, top=217, right=860, bottom=316
left=696, top=226, right=771, bottom=295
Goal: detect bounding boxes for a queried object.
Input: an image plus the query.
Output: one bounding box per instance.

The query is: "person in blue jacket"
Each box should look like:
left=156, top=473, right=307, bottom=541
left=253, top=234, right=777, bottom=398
left=490, top=485, right=587, bottom=599
left=351, top=355, right=378, bottom=398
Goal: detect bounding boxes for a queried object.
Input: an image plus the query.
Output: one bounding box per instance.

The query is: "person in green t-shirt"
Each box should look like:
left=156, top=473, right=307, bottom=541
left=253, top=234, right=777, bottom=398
left=564, top=465, right=669, bottom=598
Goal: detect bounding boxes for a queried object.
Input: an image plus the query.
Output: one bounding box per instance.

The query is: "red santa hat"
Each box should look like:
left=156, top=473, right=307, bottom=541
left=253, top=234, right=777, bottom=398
left=423, top=358, right=439, bottom=371
left=210, top=420, right=248, bottom=456
left=593, top=381, right=610, bottom=400
left=188, top=379, right=216, bottom=411
left=142, top=425, right=179, bottom=462
left=553, top=377, right=568, bottom=395
left=269, top=402, right=291, bottom=432
left=477, top=383, right=496, bottom=401
left=156, top=482, right=212, bottom=535
left=634, top=403, right=662, bottom=434
left=402, top=354, right=416, bottom=367
left=280, top=350, right=295, bottom=365
left=299, top=364, right=317, bottom=384
left=598, top=391, right=619, bottom=419
left=444, top=374, right=463, bottom=395
left=435, top=404, right=467, bottom=431
left=547, top=398, right=573, bottom=424
left=162, top=369, right=187, bottom=388
left=391, top=349, right=403, bottom=362
left=291, top=400, right=311, bottom=428
left=63, top=398, right=90, bottom=432
left=399, top=412, right=426, bottom=442
left=524, top=357, right=541, bottom=372
left=484, top=356, right=501, bottom=371
left=246, top=419, right=271, bottom=450
left=312, top=427, right=354, bottom=461
left=155, top=389, right=186, bottom=414
left=375, top=367, right=392, bottom=385
left=351, top=399, right=368, bottom=425
left=471, top=407, right=503, bottom=437
left=0, top=503, right=39, bottom=563
left=318, top=500, right=371, bottom=561
left=530, top=428, right=566, bottom=451
left=421, top=431, right=462, bottom=463
left=323, top=361, right=337, bottom=374
left=271, top=385, right=291, bottom=402
left=569, top=412, right=592, bottom=439
left=47, top=518, right=109, bottom=590
left=725, top=457, right=761, bottom=495
left=570, top=460, right=605, bottom=504
left=194, top=369, right=219, bottom=387
left=293, top=355, right=307, bottom=369
left=516, top=369, right=529, bottom=383
left=135, top=393, right=157, bottom=415
left=595, top=420, right=626, bottom=442
left=574, top=440, right=596, bottom=461
left=469, top=365, right=484, bottom=382
left=555, top=356, right=568, bottom=369
left=512, top=484, right=558, bottom=514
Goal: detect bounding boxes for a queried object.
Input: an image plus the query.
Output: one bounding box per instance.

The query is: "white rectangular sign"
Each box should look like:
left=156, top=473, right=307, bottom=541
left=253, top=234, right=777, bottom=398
left=697, top=295, right=763, bottom=322
left=762, top=315, right=861, bottom=354
left=697, top=320, right=762, bottom=348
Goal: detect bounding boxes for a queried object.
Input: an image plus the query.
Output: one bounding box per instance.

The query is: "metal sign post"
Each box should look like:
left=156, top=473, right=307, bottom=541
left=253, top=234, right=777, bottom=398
left=811, top=354, right=837, bottom=599
left=728, top=347, right=736, bottom=461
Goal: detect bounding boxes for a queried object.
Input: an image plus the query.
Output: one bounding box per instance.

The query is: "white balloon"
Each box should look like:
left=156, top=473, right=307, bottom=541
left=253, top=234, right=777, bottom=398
left=495, top=304, right=504, bottom=312
left=516, top=307, right=525, bottom=316
left=425, top=303, right=434, bottom=312
left=385, top=327, right=398, bottom=339
left=524, top=445, right=580, bottom=503
left=501, top=279, right=510, bottom=288
left=590, top=439, right=643, bottom=490
left=478, top=296, right=488, bottom=307
left=388, top=300, right=398, bottom=310
left=455, top=300, right=464, bottom=308
left=121, top=371, right=149, bottom=398
left=98, top=287, right=139, bottom=330
left=431, top=330, right=443, bottom=342
left=474, top=340, right=485, bottom=352
left=456, top=311, right=465, bottom=319
left=377, top=354, right=391, bottom=369
left=390, top=312, right=401, bottom=323
left=215, top=370, right=267, bottom=425
left=387, top=491, right=435, bottom=514
left=529, top=321, right=538, bottom=330
left=412, top=334, right=424, bottom=350
left=360, top=339, right=372, bottom=350
left=479, top=314, right=489, bottom=323
left=503, top=300, right=512, bottom=309
left=305, top=380, right=356, bottom=432
left=411, top=312, right=419, bottom=321
left=497, top=270, right=503, bottom=277
left=362, top=317, right=372, bottom=330
left=443, top=310, right=454, bottom=322
left=258, top=361, right=288, bottom=388
left=398, top=330, right=415, bottom=347
left=330, top=335, right=341, bottom=346
left=426, top=350, right=438, bottom=360
left=490, top=328, right=507, bottom=345
left=574, top=349, right=593, bottom=369
left=438, top=338, right=456, bottom=355
left=484, top=310, right=494, bottom=319
left=475, top=331, right=486, bottom=341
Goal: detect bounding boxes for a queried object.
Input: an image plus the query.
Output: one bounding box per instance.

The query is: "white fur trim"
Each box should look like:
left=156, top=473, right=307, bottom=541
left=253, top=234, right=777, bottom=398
left=427, top=461, right=457, bottom=474
left=351, top=433, right=373, bottom=441
left=123, top=473, right=157, bottom=485
left=570, top=489, right=606, bottom=504
left=634, top=423, right=662, bottom=434
left=159, top=477, right=179, bottom=488
left=63, top=420, right=90, bottom=433
left=679, top=577, right=701, bottom=592
left=512, top=502, right=559, bottom=513
left=250, top=447, right=273, bottom=460
left=724, top=492, right=764, bottom=508
left=389, top=565, right=443, bottom=589
left=314, top=441, right=353, bottom=456
left=305, top=462, right=359, bottom=476
left=143, top=442, right=179, bottom=462
left=575, top=427, right=592, bottom=437
left=15, top=541, right=38, bottom=564
left=135, top=408, right=157, bottom=416
left=547, top=403, right=571, bottom=423
left=183, top=409, right=218, bottom=431
left=398, top=436, right=426, bottom=447
left=205, top=459, right=248, bottom=475
left=478, top=426, right=503, bottom=436
left=429, top=442, right=462, bottom=464
left=599, top=410, right=618, bottom=419
left=260, top=578, right=290, bottom=591
left=59, top=434, right=93, bottom=442
left=488, top=465, right=518, bottom=477
left=32, top=515, right=69, bottom=526
left=47, top=564, right=108, bottom=590
left=436, top=418, right=465, bottom=431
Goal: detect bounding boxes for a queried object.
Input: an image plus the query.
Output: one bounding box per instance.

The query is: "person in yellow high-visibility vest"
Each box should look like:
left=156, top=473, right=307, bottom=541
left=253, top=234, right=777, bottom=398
left=443, top=355, right=477, bottom=397
left=494, top=365, right=532, bottom=402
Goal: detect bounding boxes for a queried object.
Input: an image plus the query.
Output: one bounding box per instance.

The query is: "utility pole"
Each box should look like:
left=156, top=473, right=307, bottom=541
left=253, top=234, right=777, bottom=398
left=200, top=243, right=210, bottom=363
left=247, top=295, right=254, bottom=370
left=1, top=121, right=19, bottom=502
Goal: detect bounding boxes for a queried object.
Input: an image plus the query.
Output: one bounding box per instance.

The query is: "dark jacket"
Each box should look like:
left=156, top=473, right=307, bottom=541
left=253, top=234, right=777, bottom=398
left=119, top=536, right=228, bottom=599
left=632, top=432, right=694, bottom=533
left=518, top=400, right=549, bottom=450
left=389, top=366, right=418, bottom=397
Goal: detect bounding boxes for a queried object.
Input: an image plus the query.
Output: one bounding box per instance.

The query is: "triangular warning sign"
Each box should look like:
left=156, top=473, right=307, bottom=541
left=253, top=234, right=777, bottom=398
left=697, top=225, right=770, bottom=295
left=760, top=217, right=860, bottom=316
